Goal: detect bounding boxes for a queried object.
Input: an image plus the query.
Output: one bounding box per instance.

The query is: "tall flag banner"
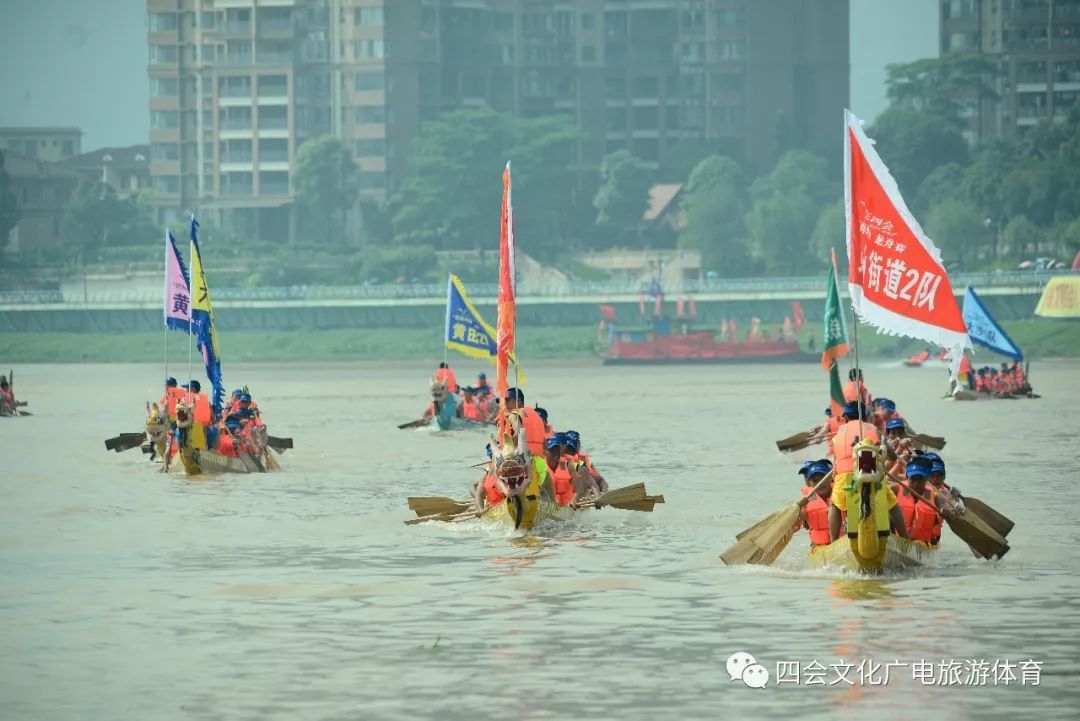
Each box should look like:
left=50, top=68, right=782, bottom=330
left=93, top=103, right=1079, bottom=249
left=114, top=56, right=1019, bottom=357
left=821, top=248, right=849, bottom=369
left=791, top=300, right=806, bottom=331
left=445, top=274, right=518, bottom=369
left=963, top=287, right=1023, bottom=360
left=189, top=218, right=224, bottom=417
left=844, top=109, right=970, bottom=383
left=1034, top=275, right=1080, bottom=318
left=164, top=229, right=191, bottom=333
left=495, top=162, right=516, bottom=406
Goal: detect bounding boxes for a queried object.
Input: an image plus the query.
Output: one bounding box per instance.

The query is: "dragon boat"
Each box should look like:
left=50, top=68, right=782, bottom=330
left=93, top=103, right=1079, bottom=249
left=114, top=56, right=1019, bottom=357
left=807, top=439, right=940, bottom=574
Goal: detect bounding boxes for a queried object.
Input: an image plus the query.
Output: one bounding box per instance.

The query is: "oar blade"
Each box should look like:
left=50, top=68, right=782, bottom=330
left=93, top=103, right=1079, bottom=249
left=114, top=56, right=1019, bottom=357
left=746, top=504, right=801, bottom=566
left=945, top=510, right=1009, bottom=560
left=735, top=509, right=783, bottom=541
left=267, top=435, right=293, bottom=452
left=105, top=432, right=147, bottom=452
left=910, top=432, right=946, bottom=450
left=961, top=496, right=1014, bottom=538
left=398, top=419, right=428, bottom=430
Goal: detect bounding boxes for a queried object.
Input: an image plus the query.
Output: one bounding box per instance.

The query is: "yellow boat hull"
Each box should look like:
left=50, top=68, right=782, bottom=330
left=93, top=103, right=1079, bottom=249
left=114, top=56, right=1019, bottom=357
left=808, top=535, right=938, bottom=573
left=481, top=497, right=582, bottom=531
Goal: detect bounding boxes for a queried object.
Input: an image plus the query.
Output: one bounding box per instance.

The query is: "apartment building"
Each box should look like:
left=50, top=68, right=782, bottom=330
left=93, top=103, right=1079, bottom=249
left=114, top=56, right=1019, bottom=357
left=941, top=0, right=1080, bottom=142
left=147, top=0, right=848, bottom=239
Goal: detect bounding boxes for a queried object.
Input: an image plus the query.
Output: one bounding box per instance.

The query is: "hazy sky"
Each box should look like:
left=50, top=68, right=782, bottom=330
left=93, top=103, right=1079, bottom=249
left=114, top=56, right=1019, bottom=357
left=0, top=0, right=938, bottom=152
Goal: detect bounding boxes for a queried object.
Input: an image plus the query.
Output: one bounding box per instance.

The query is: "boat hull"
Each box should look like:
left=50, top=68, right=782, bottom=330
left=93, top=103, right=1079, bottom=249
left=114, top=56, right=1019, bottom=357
left=808, top=535, right=937, bottom=573
left=481, top=497, right=583, bottom=531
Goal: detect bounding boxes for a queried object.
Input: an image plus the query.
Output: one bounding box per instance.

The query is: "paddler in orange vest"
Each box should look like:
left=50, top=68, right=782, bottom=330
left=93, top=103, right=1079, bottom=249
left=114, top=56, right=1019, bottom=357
left=924, top=453, right=963, bottom=503
left=535, top=406, right=554, bottom=440
left=473, top=443, right=506, bottom=509
left=460, top=388, right=485, bottom=422
left=474, top=371, right=491, bottom=398
left=829, top=402, right=880, bottom=475
left=216, top=417, right=244, bottom=457
left=183, top=380, right=212, bottom=425
left=563, top=430, right=609, bottom=493
left=842, top=368, right=872, bottom=407
left=544, top=434, right=575, bottom=505
left=503, top=387, right=546, bottom=457
left=434, top=362, right=457, bottom=393
left=160, top=377, right=186, bottom=419
left=799, top=460, right=835, bottom=548
left=892, top=458, right=948, bottom=545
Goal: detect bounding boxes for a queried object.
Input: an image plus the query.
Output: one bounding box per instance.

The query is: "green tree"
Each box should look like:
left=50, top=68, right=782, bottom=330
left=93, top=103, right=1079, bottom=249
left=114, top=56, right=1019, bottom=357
left=924, top=198, right=987, bottom=268
left=1002, top=215, right=1043, bottom=259
left=393, top=108, right=581, bottom=254
left=914, top=162, right=966, bottom=215
left=677, top=155, right=749, bottom=273
left=744, top=150, right=835, bottom=273
left=884, top=54, right=1000, bottom=121
left=294, top=135, right=359, bottom=246
left=0, top=150, right=20, bottom=246
left=870, top=106, right=969, bottom=197
left=810, top=200, right=846, bottom=264
left=593, top=150, right=653, bottom=241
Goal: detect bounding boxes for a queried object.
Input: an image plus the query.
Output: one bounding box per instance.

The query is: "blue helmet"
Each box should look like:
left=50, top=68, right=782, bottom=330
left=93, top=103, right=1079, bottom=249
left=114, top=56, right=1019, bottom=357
left=232, top=389, right=243, bottom=397
left=797, top=460, right=815, bottom=476
left=166, top=377, right=178, bottom=387
left=563, top=430, right=581, bottom=449
left=505, top=387, right=525, bottom=403
left=545, top=436, right=563, bottom=450
left=485, top=443, right=492, bottom=459
left=885, top=418, right=906, bottom=431
left=807, top=461, right=832, bottom=478
left=240, top=393, right=252, bottom=402
left=225, top=418, right=242, bottom=429
left=920, top=452, right=942, bottom=463
left=930, top=460, right=946, bottom=476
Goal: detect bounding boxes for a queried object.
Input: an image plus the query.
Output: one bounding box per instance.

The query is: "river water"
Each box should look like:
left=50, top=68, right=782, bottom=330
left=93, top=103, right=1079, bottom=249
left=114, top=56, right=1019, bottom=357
left=2, top=359, right=1078, bottom=720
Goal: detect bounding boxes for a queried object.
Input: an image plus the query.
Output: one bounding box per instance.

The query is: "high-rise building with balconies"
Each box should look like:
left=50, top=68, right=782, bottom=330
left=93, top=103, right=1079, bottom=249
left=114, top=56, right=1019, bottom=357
left=940, top=0, right=1080, bottom=142
left=147, top=0, right=848, bottom=241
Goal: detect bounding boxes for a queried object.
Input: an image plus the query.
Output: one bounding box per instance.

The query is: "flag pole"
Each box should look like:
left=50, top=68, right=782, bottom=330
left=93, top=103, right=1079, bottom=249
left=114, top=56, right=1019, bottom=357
left=443, top=274, right=451, bottom=367
left=163, top=226, right=169, bottom=401
left=187, top=218, right=194, bottom=407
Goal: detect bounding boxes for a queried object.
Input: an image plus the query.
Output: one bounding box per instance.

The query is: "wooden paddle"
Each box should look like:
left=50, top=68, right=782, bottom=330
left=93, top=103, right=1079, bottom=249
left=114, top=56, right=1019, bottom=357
left=956, top=496, right=1014, bottom=538
left=720, top=470, right=834, bottom=566
left=105, top=432, right=148, bottom=452
left=890, top=474, right=1008, bottom=560
left=576, top=483, right=664, bottom=512
left=398, top=419, right=429, bottom=430
left=776, top=426, right=826, bottom=452
left=909, top=432, right=946, bottom=450
left=267, top=435, right=293, bottom=453
left=408, top=496, right=472, bottom=517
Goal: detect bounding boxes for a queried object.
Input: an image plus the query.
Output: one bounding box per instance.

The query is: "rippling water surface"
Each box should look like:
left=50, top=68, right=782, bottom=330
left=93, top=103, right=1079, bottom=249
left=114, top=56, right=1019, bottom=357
left=2, top=360, right=1079, bottom=720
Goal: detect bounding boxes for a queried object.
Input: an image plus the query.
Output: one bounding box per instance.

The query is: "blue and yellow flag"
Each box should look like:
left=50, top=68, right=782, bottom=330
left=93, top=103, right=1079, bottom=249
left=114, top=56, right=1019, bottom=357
left=445, top=274, right=518, bottom=371
left=189, top=218, right=224, bottom=417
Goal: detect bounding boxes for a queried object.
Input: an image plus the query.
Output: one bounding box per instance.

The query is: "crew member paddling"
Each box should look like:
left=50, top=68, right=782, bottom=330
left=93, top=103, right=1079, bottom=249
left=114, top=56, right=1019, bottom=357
left=892, top=458, right=947, bottom=546
left=503, top=387, right=546, bottom=456
left=800, top=460, right=835, bottom=548
left=842, top=368, right=872, bottom=406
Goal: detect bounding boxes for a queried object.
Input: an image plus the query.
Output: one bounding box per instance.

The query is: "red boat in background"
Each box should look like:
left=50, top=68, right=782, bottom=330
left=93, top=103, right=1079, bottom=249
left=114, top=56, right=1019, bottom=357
left=595, top=300, right=816, bottom=365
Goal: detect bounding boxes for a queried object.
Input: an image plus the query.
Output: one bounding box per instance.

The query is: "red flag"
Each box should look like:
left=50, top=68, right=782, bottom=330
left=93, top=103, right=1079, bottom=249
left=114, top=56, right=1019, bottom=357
left=495, top=162, right=515, bottom=408
left=791, top=301, right=805, bottom=331
left=599, top=304, right=616, bottom=322
left=688, top=296, right=697, bottom=318
left=748, top=317, right=760, bottom=341
left=845, top=110, right=969, bottom=381
left=676, top=296, right=685, bottom=318
left=783, top=316, right=793, bottom=340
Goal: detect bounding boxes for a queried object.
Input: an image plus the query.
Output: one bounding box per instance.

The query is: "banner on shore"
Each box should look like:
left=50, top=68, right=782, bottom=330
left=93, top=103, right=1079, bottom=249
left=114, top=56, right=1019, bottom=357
left=1034, top=275, right=1080, bottom=319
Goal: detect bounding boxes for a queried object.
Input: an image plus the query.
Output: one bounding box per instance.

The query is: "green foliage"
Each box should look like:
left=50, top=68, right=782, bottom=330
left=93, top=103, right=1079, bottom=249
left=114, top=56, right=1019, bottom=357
left=809, top=201, right=845, bottom=264
left=870, top=106, right=969, bottom=196
left=677, top=155, right=749, bottom=273
left=914, top=162, right=966, bottom=214
left=60, top=180, right=157, bottom=253
left=1002, top=215, right=1043, bottom=258
left=0, top=150, right=21, bottom=243
left=924, top=198, right=987, bottom=268
left=885, top=54, right=1000, bottom=121
left=393, top=108, right=582, bottom=254
left=744, top=150, right=835, bottom=273
left=357, top=244, right=437, bottom=283
left=294, top=135, right=360, bottom=246
left=593, top=150, right=653, bottom=238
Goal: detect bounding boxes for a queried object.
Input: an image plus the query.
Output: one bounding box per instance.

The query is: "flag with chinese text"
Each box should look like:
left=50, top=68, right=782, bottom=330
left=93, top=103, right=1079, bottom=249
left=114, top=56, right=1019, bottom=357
left=844, top=109, right=969, bottom=383
left=164, top=229, right=191, bottom=333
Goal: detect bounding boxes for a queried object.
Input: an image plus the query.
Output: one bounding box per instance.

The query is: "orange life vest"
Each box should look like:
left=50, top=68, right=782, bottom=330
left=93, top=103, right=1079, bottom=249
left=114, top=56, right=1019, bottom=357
left=483, top=474, right=505, bottom=505
left=842, top=381, right=872, bottom=406
left=517, top=408, right=546, bottom=456
left=549, top=460, right=574, bottom=505
left=217, top=433, right=239, bottom=457
left=434, top=368, right=457, bottom=392
left=831, top=420, right=880, bottom=473
left=801, top=487, right=832, bottom=546
left=161, top=386, right=185, bottom=416
left=191, top=393, right=212, bottom=425
left=462, top=399, right=485, bottom=421
left=895, top=485, right=941, bottom=543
